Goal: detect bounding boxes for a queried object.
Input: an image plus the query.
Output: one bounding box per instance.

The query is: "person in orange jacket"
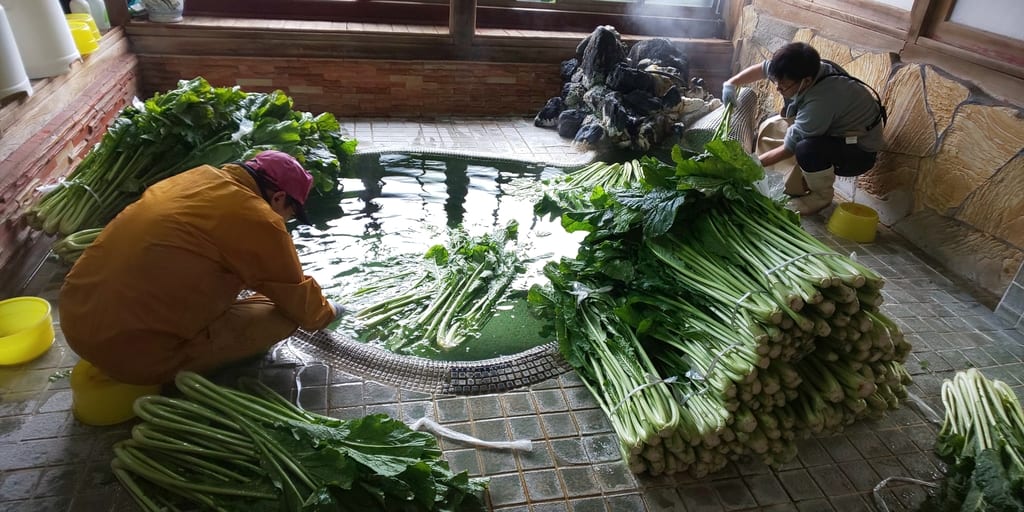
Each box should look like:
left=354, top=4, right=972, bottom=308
left=59, top=150, right=344, bottom=385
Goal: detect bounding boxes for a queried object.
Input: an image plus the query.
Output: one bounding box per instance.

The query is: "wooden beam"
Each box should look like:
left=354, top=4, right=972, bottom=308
left=126, top=22, right=734, bottom=66
left=752, top=0, right=905, bottom=52
left=450, top=0, right=475, bottom=48
left=104, top=0, right=130, bottom=27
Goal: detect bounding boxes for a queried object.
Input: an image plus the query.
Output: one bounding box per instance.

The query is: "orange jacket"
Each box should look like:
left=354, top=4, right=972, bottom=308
left=60, top=163, right=334, bottom=348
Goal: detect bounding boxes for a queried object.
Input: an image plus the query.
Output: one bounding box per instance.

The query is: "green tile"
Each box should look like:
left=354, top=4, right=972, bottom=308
left=711, top=478, right=758, bottom=510
left=480, top=448, right=518, bottom=475
left=436, top=397, right=470, bottom=423
left=592, top=462, right=636, bottom=493
left=0, top=469, right=40, bottom=500
left=486, top=473, right=527, bottom=506
left=443, top=449, right=481, bottom=477
left=568, top=496, right=607, bottom=512
left=582, top=434, right=621, bottom=464
left=398, top=400, right=434, bottom=422
left=558, top=466, right=601, bottom=496
left=533, top=389, right=569, bottom=413
left=473, top=418, right=511, bottom=443
left=518, top=443, right=555, bottom=470
left=523, top=469, right=564, bottom=501
left=604, top=493, right=646, bottom=511
left=468, top=395, right=503, bottom=420
left=542, top=412, right=578, bottom=438
left=573, top=409, right=612, bottom=435
left=502, top=393, right=536, bottom=416
left=550, top=438, right=589, bottom=466
left=532, top=502, right=570, bottom=512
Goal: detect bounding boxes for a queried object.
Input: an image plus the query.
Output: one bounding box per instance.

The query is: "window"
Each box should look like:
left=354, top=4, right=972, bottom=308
left=768, top=0, right=1023, bottom=80
left=188, top=0, right=724, bottom=37
left=917, top=0, right=1024, bottom=76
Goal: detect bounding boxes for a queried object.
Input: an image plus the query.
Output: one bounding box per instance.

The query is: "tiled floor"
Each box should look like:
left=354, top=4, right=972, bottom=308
left=2, top=118, right=1023, bottom=512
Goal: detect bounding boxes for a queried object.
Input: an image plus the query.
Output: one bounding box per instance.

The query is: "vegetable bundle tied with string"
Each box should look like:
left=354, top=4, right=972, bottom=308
left=919, top=368, right=1024, bottom=512
left=112, top=372, right=487, bottom=511
left=528, top=104, right=911, bottom=477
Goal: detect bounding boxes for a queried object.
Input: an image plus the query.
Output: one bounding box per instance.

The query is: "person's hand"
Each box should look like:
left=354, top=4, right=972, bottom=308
left=329, top=300, right=348, bottom=321
left=721, top=83, right=736, bottom=106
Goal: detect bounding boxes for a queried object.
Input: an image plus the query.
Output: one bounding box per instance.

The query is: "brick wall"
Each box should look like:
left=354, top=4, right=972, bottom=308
left=0, top=31, right=138, bottom=296
left=137, top=56, right=563, bottom=117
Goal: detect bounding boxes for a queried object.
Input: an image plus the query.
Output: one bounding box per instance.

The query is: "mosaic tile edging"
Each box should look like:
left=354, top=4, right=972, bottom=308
left=290, top=329, right=573, bottom=395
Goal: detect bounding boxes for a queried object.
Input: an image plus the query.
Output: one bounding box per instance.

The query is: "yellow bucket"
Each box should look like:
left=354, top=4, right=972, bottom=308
left=70, top=360, right=161, bottom=426
left=827, top=202, right=879, bottom=243
left=65, top=13, right=101, bottom=40
left=0, top=296, right=55, bottom=365
left=67, top=21, right=98, bottom=56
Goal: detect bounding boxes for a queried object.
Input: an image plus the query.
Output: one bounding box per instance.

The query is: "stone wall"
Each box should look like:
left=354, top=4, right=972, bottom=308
left=734, top=6, right=1024, bottom=300
left=0, top=30, right=138, bottom=296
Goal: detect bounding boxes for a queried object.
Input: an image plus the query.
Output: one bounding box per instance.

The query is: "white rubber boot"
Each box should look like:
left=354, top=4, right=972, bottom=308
left=789, top=167, right=835, bottom=215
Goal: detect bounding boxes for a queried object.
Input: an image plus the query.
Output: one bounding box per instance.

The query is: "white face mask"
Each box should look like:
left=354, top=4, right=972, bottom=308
left=780, top=78, right=812, bottom=121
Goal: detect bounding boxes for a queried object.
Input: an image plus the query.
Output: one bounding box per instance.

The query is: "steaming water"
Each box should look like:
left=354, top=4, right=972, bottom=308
left=292, top=153, right=584, bottom=361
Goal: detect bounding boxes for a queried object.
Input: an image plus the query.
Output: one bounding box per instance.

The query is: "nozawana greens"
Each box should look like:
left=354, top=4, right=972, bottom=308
left=27, top=77, right=357, bottom=245
left=111, top=372, right=487, bottom=511
left=528, top=109, right=911, bottom=477
left=350, top=222, right=524, bottom=355
left=920, top=369, right=1024, bottom=512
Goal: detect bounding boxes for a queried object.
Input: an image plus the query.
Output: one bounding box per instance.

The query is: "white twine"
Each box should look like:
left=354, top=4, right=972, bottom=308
left=905, top=391, right=943, bottom=426
left=724, top=289, right=773, bottom=327
left=764, top=251, right=846, bottom=276
left=276, top=337, right=327, bottom=406
left=872, top=476, right=938, bottom=512
left=40, top=179, right=103, bottom=204
left=611, top=374, right=679, bottom=413
left=409, top=417, right=533, bottom=451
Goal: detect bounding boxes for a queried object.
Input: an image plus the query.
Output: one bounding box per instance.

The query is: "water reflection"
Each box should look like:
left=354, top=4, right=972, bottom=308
left=293, top=153, right=584, bottom=360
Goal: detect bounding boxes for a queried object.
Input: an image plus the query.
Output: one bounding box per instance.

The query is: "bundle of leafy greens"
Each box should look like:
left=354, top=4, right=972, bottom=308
left=919, top=368, right=1024, bottom=512
left=528, top=108, right=911, bottom=477
left=27, top=77, right=357, bottom=242
left=352, top=222, right=524, bottom=355
left=112, top=372, right=487, bottom=511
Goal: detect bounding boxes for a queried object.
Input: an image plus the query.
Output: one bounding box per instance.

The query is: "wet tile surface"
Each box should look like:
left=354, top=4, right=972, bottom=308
left=2, top=119, right=1023, bottom=511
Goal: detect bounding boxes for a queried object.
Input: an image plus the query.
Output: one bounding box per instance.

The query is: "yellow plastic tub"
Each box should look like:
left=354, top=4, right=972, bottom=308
left=0, top=296, right=55, bottom=365
left=827, top=202, right=879, bottom=243
left=70, top=360, right=161, bottom=426
left=65, top=13, right=100, bottom=40
left=67, top=21, right=98, bottom=56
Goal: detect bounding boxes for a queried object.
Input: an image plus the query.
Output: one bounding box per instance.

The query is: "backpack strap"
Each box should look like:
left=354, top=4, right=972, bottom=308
left=816, top=59, right=888, bottom=131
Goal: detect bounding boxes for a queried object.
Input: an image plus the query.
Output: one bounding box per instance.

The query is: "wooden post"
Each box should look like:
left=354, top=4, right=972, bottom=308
left=449, top=0, right=476, bottom=49
left=104, top=0, right=131, bottom=27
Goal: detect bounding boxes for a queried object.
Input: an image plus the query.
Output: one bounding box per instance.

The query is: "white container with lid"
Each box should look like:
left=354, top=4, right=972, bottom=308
left=0, top=4, right=32, bottom=100
left=2, top=0, right=80, bottom=79
left=86, top=0, right=110, bottom=30
left=69, top=0, right=92, bottom=16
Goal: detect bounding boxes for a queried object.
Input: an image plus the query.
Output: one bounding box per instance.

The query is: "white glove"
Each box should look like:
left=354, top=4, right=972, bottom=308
left=722, top=83, right=736, bottom=105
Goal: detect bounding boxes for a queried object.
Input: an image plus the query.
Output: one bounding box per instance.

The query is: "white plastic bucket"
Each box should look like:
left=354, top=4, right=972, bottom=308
left=0, top=5, right=31, bottom=99
left=3, top=0, right=80, bottom=79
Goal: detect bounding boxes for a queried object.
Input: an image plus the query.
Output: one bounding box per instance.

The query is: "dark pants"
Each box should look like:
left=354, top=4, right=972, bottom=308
left=794, top=136, right=877, bottom=177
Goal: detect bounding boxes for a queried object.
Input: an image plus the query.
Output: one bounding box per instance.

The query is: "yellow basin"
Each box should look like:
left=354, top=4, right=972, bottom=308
left=0, top=296, right=55, bottom=365
left=70, top=359, right=161, bottom=426
left=827, top=202, right=879, bottom=243
left=67, top=21, right=98, bottom=56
